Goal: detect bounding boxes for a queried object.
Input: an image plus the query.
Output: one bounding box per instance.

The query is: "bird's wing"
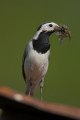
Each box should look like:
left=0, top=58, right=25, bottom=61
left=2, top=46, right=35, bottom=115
left=22, top=45, right=28, bottom=80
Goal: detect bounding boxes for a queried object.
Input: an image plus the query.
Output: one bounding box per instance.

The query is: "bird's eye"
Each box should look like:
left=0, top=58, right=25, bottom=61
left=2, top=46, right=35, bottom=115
left=49, top=24, right=53, bottom=27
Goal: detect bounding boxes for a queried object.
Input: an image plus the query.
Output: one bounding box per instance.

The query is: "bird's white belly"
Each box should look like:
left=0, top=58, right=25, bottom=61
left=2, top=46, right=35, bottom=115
left=24, top=49, right=50, bottom=84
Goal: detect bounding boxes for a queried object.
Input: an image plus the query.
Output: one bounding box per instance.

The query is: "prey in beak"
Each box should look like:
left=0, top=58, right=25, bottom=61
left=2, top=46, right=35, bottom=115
left=54, top=25, right=71, bottom=44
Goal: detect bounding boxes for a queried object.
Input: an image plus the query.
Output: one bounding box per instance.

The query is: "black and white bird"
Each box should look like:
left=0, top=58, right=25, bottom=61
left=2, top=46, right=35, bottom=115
left=22, top=22, right=70, bottom=100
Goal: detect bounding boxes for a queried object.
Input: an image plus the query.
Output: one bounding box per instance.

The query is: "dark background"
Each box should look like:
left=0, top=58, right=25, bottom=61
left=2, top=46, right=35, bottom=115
left=0, top=0, right=80, bottom=107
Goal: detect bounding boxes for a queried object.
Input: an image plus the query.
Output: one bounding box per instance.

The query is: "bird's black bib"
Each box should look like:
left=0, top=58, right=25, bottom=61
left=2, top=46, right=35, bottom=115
left=33, top=32, right=50, bottom=54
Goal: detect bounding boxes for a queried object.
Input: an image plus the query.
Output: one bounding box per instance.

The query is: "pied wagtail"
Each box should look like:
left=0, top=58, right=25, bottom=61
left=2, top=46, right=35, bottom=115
left=22, top=22, right=70, bottom=100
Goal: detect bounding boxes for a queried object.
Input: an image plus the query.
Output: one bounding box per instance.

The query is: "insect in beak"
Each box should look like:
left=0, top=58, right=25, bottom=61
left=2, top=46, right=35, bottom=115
left=54, top=25, right=71, bottom=44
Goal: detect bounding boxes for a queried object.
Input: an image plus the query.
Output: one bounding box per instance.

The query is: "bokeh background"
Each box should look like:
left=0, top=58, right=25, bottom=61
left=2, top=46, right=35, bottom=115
left=0, top=0, right=80, bottom=107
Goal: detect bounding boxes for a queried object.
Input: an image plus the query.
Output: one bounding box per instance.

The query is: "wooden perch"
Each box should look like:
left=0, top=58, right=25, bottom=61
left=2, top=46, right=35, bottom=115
left=0, top=87, right=80, bottom=120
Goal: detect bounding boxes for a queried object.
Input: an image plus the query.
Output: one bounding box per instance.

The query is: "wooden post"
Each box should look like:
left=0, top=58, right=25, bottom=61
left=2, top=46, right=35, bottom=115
left=0, top=87, right=80, bottom=120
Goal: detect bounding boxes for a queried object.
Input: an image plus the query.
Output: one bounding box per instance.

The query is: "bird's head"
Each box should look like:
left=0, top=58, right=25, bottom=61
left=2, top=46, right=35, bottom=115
left=34, top=22, right=71, bottom=42
left=37, top=22, right=60, bottom=34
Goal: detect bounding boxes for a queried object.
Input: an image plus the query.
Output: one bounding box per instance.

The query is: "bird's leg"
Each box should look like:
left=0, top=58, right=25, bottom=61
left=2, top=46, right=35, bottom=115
left=26, top=79, right=36, bottom=96
left=25, top=80, right=31, bottom=95
left=25, top=79, right=32, bottom=96
left=39, top=78, right=44, bottom=101
left=40, top=86, right=43, bottom=101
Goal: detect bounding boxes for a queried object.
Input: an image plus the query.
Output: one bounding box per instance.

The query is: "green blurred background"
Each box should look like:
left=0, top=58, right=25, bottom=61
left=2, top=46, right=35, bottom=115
left=0, top=0, right=80, bottom=107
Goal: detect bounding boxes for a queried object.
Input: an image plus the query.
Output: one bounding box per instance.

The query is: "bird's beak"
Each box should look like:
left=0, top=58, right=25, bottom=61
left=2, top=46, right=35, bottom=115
left=53, top=25, right=71, bottom=41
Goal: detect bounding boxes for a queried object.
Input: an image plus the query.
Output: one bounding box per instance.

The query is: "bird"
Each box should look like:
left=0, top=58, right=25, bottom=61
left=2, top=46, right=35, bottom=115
left=22, top=22, right=70, bottom=100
